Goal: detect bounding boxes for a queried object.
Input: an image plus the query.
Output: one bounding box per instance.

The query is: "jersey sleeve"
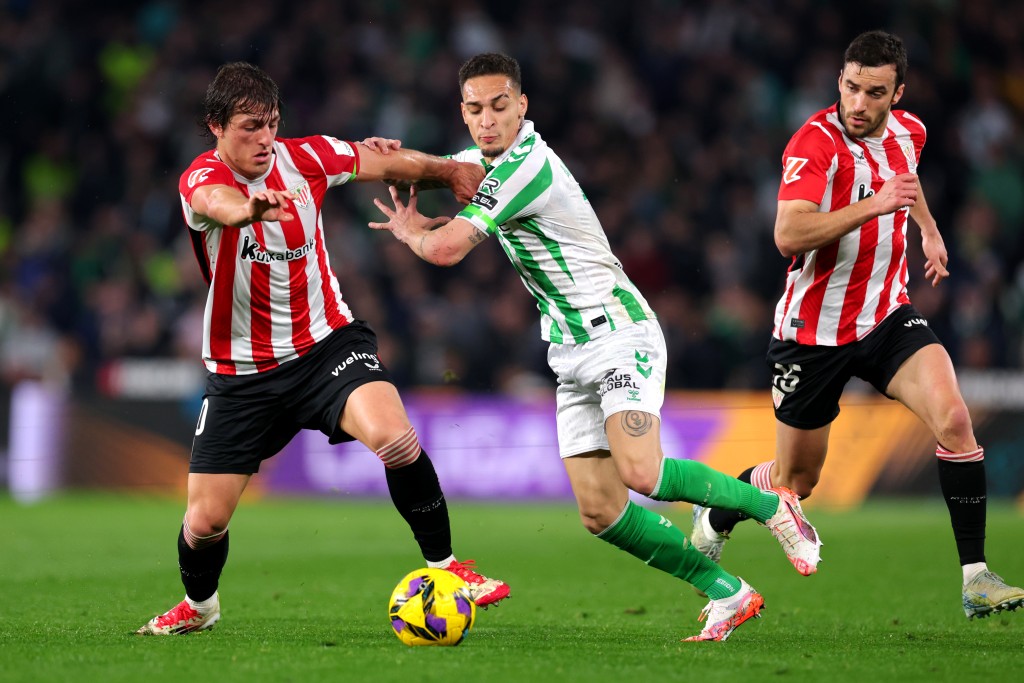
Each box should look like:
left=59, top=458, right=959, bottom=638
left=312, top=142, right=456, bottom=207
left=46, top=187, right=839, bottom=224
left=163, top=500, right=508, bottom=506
left=777, top=123, right=837, bottom=205
left=293, top=135, right=359, bottom=187
left=455, top=137, right=552, bottom=234
left=179, top=157, right=236, bottom=203
left=179, top=156, right=238, bottom=232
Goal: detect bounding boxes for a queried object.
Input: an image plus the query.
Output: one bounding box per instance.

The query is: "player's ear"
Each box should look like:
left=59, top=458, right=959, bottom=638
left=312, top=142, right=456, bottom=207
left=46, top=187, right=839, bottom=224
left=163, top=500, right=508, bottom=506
left=519, top=93, right=528, bottom=118
left=460, top=102, right=469, bottom=124
left=891, top=83, right=905, bottom=106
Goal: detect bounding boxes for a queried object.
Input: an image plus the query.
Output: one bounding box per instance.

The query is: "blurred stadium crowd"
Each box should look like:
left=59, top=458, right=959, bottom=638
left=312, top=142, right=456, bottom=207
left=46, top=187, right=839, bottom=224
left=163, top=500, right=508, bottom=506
left=1, top=0, right=1022, bottom=397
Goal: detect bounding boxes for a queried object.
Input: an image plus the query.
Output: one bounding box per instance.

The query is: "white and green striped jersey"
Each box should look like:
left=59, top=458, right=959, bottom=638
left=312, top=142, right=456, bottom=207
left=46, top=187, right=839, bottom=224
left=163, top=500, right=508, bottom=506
left=452, top=120, right=655, bottom=344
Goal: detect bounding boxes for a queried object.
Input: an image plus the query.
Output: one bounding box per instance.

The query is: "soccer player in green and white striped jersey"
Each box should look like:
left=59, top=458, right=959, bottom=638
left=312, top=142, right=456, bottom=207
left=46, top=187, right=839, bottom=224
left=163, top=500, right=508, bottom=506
left=369, top=53, right=822, bottom=642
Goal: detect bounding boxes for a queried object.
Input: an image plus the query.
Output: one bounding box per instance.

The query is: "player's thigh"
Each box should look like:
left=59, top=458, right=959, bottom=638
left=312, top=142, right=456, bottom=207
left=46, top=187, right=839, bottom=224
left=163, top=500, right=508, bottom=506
left=289, top=320, right=402, bottom=448
left=338, top=380, right=413, bottom=451
left=185, top=472, right=251, bottom=533
left=191, top=384, right=301, bottom=475
left=605, top=410, right=664, bottom=494
left=884, top=343, right=974, bottom=443
left=563, top=451, right=630, bottom=531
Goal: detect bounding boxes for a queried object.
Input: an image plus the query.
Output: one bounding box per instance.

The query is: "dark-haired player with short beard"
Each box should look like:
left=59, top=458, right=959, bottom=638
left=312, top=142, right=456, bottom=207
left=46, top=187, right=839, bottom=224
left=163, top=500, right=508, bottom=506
left=136, top=62, right=508, bottom=635
left=691, top=30, right=1024, bottom=619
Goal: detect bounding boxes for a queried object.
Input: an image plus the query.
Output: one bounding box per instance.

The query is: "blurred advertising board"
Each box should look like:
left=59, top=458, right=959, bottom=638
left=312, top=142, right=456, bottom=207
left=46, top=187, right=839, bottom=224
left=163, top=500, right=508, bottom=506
left=6, top=379, right=1024, bottom=505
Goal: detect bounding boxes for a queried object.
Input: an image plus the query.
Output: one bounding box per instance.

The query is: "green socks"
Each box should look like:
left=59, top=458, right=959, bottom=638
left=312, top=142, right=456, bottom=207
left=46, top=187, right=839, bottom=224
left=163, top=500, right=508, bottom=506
left=649, top=458, right=779, bottom=523
left=597, top=501, right=740, bottom=600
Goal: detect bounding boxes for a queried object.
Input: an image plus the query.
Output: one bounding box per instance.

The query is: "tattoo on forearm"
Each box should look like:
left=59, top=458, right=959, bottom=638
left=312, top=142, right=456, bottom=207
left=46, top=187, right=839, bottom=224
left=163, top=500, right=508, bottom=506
left=621, top=411, right=652, bottom=437
left=468, top=230, right=487, bottom=245
left=417, top=233, right=428, bottom=259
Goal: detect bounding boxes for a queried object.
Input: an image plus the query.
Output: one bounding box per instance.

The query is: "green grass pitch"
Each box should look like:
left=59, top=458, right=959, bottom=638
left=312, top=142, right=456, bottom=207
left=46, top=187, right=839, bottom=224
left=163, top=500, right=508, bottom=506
left=2, top=494, right=1021, bottom=682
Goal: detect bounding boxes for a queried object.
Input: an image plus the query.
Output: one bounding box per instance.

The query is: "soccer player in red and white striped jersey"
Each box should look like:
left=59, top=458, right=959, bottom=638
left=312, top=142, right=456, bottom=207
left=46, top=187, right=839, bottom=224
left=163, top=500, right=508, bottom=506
left=692, top=31, right=1023, bottom=619
left=137, top=62, right=508, bottom=636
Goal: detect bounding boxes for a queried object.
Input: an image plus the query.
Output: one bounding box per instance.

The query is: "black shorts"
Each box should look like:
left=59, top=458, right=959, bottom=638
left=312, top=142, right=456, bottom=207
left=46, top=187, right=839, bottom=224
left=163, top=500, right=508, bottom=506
left=190, top=320, right=394, bottom=474
left=766, top=304, right=941, bottom=430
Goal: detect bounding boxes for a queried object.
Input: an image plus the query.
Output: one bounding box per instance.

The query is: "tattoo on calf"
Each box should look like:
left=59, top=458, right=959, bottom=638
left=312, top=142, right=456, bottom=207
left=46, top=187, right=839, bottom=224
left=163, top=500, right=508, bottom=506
left=621, top=411, right=652, bottom=436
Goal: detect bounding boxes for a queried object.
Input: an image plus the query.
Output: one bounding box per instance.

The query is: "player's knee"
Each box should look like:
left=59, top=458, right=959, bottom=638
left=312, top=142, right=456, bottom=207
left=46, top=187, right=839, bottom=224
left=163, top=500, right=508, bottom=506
left=183, top=515, right=229, bottom=549
left=577, top=500, right=619, bottom=535
left=578, top=511, right=609, bottom=535
left=619, top=467, right=658, bottom=497
left=936, top=402, right=974, bottom=443
left=376, top=426, right=421, bottom=468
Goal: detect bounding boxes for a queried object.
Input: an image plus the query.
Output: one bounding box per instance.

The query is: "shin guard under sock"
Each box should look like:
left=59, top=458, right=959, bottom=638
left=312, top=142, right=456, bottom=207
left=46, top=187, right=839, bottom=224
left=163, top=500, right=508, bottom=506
left=178, top=526, right=229, bottom=602
left=651, top=459, right=778, bottom=523
left=597, top=501, right=741, bottom=600
left=708, top=466, right=757, bottom=535
left=385, top=449, right=453, bottom=563
left=936, top=450, right=987, bottom=565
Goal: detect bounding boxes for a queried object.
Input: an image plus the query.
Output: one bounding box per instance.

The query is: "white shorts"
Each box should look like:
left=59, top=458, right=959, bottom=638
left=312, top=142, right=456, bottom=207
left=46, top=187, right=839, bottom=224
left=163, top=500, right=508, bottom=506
left=547, top=319, right=667, bottom=459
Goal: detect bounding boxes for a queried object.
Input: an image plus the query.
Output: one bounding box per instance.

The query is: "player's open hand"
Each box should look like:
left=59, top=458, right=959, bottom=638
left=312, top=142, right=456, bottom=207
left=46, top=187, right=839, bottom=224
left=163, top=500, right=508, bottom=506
left=369, top=185, right=450, bottom=244
left=873, top=173, right=918, bottom=215
left=359, top=137, right=402, bottom=154
left=248, top=189, right=294, bottom=223
left=922, top=230, right=950, bottom=287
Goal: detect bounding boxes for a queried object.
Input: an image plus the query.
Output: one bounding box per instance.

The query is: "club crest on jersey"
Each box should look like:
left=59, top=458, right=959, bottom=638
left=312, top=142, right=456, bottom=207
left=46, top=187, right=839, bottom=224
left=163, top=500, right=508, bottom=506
left=289, top=180, right=312, bottom=209
left=783, top=157, right=808, bottom=184
left=900, top=142, right=916, bottom=168
left=188, top=168, right=213, bottom=188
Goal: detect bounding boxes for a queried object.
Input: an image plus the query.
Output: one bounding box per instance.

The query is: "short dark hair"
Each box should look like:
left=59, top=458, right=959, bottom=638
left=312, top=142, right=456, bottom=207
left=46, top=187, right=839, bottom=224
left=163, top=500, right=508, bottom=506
left=458, top=53, right=522, bottom=93
left=843, top=30, right=908, bottom=86
left=199, top=62, right=282, bottom=139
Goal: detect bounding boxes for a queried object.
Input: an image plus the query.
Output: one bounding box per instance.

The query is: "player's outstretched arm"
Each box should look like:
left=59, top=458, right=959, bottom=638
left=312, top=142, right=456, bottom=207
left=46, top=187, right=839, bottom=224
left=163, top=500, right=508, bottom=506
left=369, top=185, right=487, bottom=267
left=358, top=138, right=450, bottom=193
left=356, top=144, right=484, bottom=204
left=775, top=172, right=919, bottom=257
left=191, top=184, right=294, bottom=227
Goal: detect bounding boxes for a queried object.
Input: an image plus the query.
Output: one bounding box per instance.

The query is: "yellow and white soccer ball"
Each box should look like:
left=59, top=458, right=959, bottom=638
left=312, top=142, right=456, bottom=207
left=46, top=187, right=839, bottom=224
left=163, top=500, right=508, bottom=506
left=388, top=567, right=476, bottom=646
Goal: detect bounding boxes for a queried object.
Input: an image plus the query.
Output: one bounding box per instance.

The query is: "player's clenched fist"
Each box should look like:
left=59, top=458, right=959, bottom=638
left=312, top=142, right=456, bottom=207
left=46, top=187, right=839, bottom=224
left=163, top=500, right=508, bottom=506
left=872, top=172, right=918, bottom=214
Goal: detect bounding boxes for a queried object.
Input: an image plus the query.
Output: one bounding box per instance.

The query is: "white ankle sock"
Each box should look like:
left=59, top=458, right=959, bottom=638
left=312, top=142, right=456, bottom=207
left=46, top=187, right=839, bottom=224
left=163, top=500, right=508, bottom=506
left=186, top=591, right=219, bottom=614
left=427, top=555, right=456, bottom=569
left=962, top=562, right=987, bottom=584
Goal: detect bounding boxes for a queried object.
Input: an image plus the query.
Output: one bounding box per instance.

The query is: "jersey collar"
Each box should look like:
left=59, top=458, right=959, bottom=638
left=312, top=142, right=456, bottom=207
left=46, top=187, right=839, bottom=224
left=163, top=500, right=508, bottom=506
left=489, top=119, right=536, bottom=167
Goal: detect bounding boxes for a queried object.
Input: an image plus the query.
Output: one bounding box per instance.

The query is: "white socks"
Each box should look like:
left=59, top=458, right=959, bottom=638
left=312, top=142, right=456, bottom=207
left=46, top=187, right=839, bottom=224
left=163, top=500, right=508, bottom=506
left=186, top=591, right=219, bottom=614
left=427, top=555, right=456, bottom=569
left=962, top=562, right=988, bottom=585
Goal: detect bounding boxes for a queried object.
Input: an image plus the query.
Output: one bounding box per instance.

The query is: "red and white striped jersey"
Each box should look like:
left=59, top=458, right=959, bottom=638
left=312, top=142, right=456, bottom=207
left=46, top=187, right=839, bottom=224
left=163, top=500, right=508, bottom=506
left=773, top=104, right=926, bottom=346
left=179, top=136, right=360, bottom=374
